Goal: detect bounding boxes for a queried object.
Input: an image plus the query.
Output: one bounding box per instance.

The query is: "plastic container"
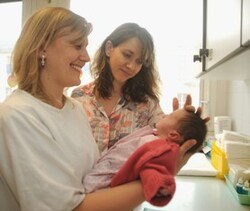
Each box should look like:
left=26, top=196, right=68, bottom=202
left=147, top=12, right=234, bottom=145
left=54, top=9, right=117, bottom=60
left=211, top=141, right=229, bottom=178
left=225, top=176, right=250, bottom=205
left=236, top=177, right=244, bottom=194
left=214, top=116, right=231, bottom=136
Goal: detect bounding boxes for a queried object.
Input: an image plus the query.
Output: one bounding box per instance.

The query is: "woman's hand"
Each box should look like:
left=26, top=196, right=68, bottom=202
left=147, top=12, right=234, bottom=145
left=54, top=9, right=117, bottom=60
left=172, top=94, right=210, bottom=123
left=172, top=94, right=192, bottom=111
left=175, top=139, right=197, bottom=174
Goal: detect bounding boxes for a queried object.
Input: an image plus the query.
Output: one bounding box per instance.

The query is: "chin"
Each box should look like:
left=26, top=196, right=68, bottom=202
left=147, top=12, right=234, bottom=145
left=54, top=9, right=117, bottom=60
left=67, top=79, right=81, bottom=87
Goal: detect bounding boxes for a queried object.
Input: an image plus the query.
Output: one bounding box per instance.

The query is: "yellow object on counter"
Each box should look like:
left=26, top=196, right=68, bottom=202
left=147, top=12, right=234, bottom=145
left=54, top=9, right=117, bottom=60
left=211, top=141, right=229, bottom=178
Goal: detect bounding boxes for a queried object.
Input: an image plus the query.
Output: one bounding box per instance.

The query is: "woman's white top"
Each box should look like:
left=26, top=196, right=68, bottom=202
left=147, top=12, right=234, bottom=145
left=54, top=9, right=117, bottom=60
left=0, top=89, right=99, bottom=211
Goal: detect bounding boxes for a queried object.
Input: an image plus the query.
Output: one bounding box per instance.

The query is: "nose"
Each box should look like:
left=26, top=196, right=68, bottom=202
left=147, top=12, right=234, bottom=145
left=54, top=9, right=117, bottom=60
left=80, top=49, right=90, bottom=62
left=126, top=60, right=137, bottom=70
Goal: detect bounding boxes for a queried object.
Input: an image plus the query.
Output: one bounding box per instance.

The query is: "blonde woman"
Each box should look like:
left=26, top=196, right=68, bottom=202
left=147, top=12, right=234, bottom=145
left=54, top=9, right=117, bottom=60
left=0, top=7, right=204, bottom=211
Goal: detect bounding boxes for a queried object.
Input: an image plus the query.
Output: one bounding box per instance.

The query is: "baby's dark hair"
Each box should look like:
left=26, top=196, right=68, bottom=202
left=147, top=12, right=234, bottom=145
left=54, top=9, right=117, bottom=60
left=177, top=111, right=207, bottom=153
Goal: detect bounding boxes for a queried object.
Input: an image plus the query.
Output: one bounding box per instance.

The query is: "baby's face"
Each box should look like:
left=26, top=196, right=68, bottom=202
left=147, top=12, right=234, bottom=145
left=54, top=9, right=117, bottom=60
left=156, top=109, right=187, bottom=139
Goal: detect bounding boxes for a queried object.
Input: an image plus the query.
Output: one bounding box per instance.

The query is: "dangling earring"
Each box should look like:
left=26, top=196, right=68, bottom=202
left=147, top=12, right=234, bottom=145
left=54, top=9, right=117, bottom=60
left=41, top=55, right=46, bottom=67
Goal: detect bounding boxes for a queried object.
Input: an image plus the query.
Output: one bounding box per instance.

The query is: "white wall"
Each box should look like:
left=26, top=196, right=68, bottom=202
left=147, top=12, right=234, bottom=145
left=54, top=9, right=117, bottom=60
left=204, top=79, right=250, bottom=136
left=200, top=80, right=229, bottom=133
left=209, top=79, right=250, bottom=135
left=201, top=48, right=250, bottom=135
left=228, top=80, right=250, bottom=135
left=22, top=0, right=70, bottom=23
left=202, top=49, right=250, bottom=136
left=70, top=0, right=203, bottom=113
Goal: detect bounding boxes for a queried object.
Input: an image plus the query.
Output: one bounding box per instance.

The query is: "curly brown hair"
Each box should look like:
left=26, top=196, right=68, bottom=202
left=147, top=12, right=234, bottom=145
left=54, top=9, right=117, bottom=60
left=91, top=22, right=161, bottom=103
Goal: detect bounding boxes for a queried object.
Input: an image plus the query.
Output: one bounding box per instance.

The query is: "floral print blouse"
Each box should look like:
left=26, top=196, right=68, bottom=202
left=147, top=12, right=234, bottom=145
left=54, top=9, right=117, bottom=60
left=71, top=82, right=165, bottom=152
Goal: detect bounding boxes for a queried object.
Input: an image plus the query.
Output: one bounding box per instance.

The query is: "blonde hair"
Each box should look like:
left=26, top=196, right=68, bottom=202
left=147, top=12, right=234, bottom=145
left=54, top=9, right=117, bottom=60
left=12, top=7, right=92, bottom=101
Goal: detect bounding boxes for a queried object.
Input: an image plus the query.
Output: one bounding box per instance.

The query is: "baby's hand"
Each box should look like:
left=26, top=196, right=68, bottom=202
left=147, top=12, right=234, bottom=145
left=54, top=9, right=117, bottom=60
left=156, top=187, right=171, bottom=197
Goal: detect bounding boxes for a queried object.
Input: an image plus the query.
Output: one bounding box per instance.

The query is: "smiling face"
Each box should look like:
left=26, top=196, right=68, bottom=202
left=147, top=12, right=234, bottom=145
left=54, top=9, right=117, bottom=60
left=40, top=30, right=90, bottom=91
left=106, top=37, right=143, bottom=86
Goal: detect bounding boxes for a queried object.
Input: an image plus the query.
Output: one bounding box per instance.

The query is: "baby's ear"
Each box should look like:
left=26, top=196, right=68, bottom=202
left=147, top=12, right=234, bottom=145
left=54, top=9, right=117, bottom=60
left=167, top=130, right=180, bottom=142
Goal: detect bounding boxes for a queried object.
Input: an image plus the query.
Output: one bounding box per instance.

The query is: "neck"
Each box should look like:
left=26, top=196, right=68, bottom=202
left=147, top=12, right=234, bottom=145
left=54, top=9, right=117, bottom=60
left=112, top=81, right=123, bottom=96
left=50, top=95, right=65, bottom=108
left=43, top=89, right=65, bottom=109
left=95, top=82, right=123, bottom=100
left=40, top=69, right=66, bottom=108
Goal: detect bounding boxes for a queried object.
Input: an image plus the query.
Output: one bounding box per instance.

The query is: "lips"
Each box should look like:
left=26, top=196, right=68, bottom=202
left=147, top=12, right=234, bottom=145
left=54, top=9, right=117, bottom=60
left=120, top=68, right=132, bottom=77
left=71, top=64, right=83, bottom=73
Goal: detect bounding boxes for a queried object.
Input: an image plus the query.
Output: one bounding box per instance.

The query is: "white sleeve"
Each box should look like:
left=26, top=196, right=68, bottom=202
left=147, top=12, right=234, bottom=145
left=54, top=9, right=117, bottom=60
left=0, top=106, right=87, bottom=211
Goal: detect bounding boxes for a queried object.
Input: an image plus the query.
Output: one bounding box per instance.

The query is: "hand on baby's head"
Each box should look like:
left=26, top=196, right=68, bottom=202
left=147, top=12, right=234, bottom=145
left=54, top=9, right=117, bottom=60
left=172, top=94, right=210, bottom=123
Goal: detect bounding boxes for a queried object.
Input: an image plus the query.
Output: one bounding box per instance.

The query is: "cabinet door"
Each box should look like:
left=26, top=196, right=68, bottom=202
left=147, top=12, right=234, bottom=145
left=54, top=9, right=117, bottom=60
left=206, top=0, right=241, bottom=70
left=242, top=0, right=250, bottom=46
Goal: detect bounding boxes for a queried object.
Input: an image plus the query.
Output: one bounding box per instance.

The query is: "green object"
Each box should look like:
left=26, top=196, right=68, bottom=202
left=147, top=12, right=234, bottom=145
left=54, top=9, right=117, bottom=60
left=225, top=176, right=250, bottom=205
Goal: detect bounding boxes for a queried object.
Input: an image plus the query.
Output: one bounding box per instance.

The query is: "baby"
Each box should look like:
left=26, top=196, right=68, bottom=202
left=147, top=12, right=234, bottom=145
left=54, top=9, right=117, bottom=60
left=84, top=109, right=207, bottom=206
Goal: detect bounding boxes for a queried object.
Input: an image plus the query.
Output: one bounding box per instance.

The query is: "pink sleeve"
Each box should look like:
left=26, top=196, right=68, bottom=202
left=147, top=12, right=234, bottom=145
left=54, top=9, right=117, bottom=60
left=110, top=139, right=179, bottom=206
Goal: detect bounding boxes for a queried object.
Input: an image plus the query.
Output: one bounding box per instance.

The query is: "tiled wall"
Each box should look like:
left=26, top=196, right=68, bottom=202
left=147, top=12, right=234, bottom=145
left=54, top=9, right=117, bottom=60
left=201, top=49, right=250, bottom=137
left=228, top=80, right=250, bottom=135
left=206, top=79, right=250, bottom=136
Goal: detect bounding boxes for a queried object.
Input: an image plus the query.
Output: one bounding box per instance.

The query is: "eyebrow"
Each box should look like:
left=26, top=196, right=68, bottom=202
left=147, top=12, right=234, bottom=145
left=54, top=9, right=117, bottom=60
left=122, top=48, right=134, bottom=54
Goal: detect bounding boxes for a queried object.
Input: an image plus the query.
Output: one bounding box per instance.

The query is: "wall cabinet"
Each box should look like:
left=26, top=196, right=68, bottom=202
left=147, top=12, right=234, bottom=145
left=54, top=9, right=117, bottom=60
left=242, top=0, right=250, bottom=46
left=206, top=0, right=242, bottom=70
left=195, top=0, right=250, bottom=79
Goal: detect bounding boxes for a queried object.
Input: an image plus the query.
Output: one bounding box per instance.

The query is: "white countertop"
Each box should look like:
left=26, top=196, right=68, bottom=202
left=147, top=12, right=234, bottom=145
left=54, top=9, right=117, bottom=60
left=134, top=176, right=250, bottom=211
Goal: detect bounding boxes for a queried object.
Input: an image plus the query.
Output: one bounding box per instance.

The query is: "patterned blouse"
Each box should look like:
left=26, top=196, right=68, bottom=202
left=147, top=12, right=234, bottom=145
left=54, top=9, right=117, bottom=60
left=71, top=82, right=165, bottom=152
